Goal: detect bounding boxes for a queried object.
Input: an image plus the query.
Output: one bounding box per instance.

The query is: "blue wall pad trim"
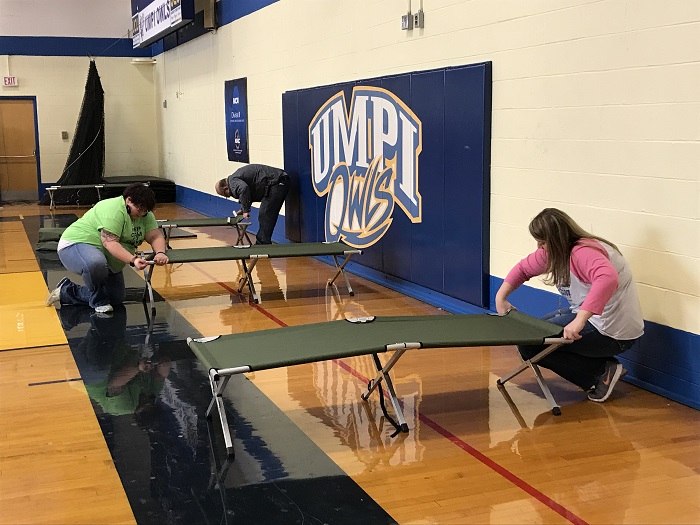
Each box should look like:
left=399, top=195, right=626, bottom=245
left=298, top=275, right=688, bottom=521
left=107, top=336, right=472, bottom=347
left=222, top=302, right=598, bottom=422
left=6, top=1, right=278, bottom=58
left=325, top=259, right=488, bottom=316
left=218, top=0, right=278, bottom=26
left=488, top=275, right=699, bottom=410
left=0, top=36, right=152, bottom=57
left=150, top=0, right=277, bottom=56
left=175, top=184, right=286, bottom=244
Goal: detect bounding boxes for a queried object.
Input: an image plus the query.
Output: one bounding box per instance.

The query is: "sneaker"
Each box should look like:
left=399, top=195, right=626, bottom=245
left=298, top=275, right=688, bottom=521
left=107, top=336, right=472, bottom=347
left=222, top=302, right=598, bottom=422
left=588, top=361, right=625, bottom=403
left=92, top=310, right=113, bottom=319
left=94, top=304, right=113, bottom=314
left=46, top=277, right=69, bottom=307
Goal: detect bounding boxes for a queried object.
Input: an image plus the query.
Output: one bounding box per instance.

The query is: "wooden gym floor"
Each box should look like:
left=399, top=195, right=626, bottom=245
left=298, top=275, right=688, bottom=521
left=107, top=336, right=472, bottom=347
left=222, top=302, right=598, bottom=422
left=0, top=201, right=698, bottom=525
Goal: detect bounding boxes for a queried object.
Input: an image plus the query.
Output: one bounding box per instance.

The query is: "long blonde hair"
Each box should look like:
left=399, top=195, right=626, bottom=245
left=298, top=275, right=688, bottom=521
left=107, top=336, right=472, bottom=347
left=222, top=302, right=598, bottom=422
left=528, top=208, right=619, bottom=286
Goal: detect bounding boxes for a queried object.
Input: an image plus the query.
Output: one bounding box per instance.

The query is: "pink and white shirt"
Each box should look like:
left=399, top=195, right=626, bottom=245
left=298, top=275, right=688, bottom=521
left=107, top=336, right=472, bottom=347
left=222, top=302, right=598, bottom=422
left=505, top=240, right=644, bottom=340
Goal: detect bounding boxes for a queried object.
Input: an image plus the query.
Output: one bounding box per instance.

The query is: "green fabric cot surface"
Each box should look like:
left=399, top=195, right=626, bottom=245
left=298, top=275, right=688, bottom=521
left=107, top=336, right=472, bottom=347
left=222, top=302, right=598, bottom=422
left=164, top=241, right=361, bottom=264
left=188, top=310, right=562, bottom=372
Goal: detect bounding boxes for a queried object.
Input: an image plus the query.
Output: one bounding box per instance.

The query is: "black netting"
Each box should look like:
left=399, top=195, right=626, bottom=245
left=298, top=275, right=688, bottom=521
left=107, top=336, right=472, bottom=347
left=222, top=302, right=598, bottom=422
left=40, top=60, right=105, bottom=206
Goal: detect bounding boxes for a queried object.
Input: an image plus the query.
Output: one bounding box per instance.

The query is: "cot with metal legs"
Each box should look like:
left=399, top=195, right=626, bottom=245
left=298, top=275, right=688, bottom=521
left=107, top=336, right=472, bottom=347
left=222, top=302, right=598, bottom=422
left=186, top=310, right=570, bottom=456
left=157, top=216, right=252, bottom=247
left=142, top=241, right=363, bottom=310
left=35, top=216, right=249, bottom=251
left=45, top=182, right=149, bottom=209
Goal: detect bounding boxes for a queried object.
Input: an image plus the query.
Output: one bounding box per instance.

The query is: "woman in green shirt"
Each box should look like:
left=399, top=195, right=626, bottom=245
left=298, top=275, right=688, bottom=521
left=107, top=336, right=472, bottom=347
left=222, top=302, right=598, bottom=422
left=46, top=184, right=169, bottom=313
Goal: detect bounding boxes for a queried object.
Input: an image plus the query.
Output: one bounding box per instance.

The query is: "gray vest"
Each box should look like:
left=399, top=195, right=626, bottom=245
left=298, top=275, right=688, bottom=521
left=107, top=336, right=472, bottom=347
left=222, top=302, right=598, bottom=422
left=558, top=243, right=644, bottom=340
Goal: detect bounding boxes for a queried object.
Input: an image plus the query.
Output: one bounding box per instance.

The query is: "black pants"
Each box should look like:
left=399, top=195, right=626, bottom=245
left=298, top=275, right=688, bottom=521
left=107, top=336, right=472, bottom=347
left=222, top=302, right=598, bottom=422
left=256, top=175, right=289, bottom=244
left=518, top=309, right=637, bottom=390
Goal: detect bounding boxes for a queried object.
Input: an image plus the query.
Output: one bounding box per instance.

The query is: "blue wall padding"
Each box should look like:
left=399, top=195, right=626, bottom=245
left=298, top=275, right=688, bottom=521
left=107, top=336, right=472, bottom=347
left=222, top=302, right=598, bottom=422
left=281, top=91, right=301, bottom=243
left=282, top=62, right=492, bottom=308
left=0, top=36, right=152, bottom=57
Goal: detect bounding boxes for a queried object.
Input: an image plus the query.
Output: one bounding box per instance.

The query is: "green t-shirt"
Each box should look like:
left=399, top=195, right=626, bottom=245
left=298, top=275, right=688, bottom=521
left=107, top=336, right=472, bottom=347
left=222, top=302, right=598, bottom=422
left=61, top=196, right=158, bottom=271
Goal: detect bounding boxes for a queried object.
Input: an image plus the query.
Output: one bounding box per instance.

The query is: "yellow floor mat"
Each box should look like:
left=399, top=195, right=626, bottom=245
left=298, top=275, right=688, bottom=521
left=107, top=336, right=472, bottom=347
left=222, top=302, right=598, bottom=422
left=0, top=272, right=66, bottom=350
left=0, top=221, right=39, bottom=274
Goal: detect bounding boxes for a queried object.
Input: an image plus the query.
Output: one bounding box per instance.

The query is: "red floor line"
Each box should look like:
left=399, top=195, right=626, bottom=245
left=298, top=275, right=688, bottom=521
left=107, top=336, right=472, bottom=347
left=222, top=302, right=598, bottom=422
left=193, top=263, right=288, bottom=327
left=203, top=272, right=588, bottom=525
left=332, top=358, right=589, bottom=525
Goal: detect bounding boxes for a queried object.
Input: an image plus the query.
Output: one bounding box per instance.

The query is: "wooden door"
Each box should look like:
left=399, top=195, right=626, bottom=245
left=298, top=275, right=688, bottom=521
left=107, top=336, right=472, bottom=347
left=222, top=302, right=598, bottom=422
left=0, top=99, right=38, bottom=202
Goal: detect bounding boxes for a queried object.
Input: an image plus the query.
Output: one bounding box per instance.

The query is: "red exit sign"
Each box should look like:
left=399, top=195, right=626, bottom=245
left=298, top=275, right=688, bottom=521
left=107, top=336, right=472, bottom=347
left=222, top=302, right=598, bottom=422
left=3, top=76, right=18, bottom=87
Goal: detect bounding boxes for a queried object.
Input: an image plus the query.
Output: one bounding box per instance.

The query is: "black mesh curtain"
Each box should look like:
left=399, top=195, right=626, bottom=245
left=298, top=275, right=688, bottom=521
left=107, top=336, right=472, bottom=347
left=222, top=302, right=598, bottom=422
left=40, top=60, right=105, bottom=206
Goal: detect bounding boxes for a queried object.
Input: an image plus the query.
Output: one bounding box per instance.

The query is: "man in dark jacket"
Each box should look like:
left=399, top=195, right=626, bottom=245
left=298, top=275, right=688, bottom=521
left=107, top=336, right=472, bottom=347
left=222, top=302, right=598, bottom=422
left=215, top=164, right=289, bottom=244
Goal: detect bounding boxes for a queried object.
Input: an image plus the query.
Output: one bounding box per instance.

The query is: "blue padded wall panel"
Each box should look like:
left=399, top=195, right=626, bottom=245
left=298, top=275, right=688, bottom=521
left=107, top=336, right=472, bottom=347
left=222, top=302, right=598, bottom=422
left=444, top=64, right=492, bottom=306
left=297, top=85, right=342, bottom=243
left=409, top=70, right=446, bottom=293
left=283, top=91, right=301, bottom=242
left=282, top=63, right=492, bottom=308
left=346, top=77, right=387, bottom=272
left=376, top=75, right=413, bottom=280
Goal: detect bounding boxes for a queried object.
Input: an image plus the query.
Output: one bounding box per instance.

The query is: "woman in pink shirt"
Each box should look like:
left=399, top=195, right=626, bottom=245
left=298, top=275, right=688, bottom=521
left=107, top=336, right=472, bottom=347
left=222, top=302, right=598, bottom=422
left=495, top=208, right=644, bottom=403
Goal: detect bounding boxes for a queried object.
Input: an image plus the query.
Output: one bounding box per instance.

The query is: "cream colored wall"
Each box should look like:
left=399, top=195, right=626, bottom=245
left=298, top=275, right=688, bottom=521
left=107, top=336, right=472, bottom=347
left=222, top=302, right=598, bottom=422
left=154, top=0, right=699, bottom=334
left=0, top=0, right=131, bottom=38
left=0, top=55, right=160, bottom=183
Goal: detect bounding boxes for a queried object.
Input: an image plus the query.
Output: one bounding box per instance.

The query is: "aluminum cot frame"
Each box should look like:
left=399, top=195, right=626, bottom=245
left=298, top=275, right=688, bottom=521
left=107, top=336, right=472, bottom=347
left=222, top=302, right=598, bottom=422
left=46, top=182, right=149, bottom=210
left=142, top=241, right=363, bottom=311
left=156, top=216, right=252, bottom=247
left=35, top=216, right=249, bottom=250
left=186, top=311, right=570, bottom=457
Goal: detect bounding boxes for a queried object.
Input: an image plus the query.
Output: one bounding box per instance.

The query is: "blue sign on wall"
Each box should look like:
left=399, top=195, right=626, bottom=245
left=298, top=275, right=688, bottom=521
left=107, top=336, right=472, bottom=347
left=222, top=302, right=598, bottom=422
left=225, top=78, right=249, bottom=163
left=283, top=63, right=492, bottom=308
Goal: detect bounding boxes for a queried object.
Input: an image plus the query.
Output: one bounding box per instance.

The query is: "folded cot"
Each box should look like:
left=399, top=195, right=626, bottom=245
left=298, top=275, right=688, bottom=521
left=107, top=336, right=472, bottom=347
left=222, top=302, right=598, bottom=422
left=187, top=310, right=570, bottom=456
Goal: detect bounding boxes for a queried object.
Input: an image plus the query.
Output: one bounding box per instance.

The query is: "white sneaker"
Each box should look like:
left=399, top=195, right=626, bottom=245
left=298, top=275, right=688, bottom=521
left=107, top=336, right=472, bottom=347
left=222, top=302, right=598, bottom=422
left=94, top=304, right=113, bottom=314
left=46, top=277, right=69, bottom=307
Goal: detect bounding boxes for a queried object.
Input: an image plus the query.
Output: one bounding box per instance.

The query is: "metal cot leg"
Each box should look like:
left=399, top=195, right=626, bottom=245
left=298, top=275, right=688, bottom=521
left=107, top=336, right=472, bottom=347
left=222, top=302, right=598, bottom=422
left=361, top=345, right=415, bottom=433
left=238, top=258, right=260, bottom=303
left=236, top=222, right=253, bottom=246
left=328, top=254, right=355, bottom=296
left=497, top=341, right=566, bottom=416
left=164, top=225, right=173, bottom=249
left=207, top=369, right=235, bottom=457
left=142, top=264, right=156, bottom=316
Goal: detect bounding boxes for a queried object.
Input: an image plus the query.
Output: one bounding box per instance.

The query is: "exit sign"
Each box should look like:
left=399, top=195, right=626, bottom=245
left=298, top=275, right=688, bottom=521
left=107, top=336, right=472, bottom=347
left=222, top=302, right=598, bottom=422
left=3, top=76, right=18, bottom=87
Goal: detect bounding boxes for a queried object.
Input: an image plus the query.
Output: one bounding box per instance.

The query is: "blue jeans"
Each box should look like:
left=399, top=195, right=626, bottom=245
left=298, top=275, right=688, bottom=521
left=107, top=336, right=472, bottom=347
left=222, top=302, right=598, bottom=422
left=519, top=309, right=638, bottom=391
left=57, top=243, right=126, bottom=308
